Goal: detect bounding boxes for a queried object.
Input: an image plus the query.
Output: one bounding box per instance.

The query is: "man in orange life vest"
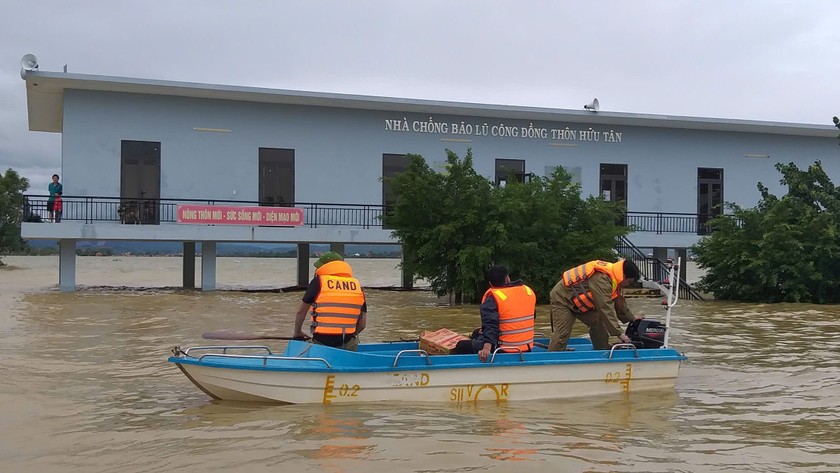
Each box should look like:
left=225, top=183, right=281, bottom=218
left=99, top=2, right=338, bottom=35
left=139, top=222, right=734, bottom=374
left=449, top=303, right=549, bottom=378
left=293, top=251, right=367, bottom=351
left=547, top=259, right=644, bottom=351
left=452, top=265, right=537, bottom=362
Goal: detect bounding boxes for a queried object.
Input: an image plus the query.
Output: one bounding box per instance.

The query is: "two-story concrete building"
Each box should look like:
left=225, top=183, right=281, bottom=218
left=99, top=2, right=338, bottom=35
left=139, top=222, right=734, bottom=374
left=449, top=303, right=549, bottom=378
left=20, top=68, right=838, bottom=292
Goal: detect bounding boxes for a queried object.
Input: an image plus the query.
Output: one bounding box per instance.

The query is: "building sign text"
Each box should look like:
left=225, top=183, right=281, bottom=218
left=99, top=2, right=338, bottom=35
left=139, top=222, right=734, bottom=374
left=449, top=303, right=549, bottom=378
left=385, top=116, right=623, bottom=143
left=177, top=205, right=303, bottom=226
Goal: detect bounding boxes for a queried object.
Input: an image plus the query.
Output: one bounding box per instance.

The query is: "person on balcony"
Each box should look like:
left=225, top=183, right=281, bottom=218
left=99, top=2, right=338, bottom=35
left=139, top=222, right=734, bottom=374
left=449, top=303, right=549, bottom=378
left=293, top=252, right=367, bottom=351
left=452, top=265, right=537, bottom=362
left=47, top=174, right=62, bottom=223
left=52, top=191, right=63, bottom=223
left=547, top=259, right=644, bottom=351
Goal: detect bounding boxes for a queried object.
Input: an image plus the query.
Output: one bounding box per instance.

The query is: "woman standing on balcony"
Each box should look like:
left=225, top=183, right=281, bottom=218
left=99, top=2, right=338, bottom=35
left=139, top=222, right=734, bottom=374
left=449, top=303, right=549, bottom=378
left=47, top=174, right=62, bottom=223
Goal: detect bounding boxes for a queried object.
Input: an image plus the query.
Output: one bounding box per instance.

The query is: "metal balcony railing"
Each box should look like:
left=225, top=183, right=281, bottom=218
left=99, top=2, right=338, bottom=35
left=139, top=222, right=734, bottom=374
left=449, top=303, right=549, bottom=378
left=22, top=195, right=731, bottom=235
left=624, top=211, right=734, bottom=235
left=22, top=195, right=386, bottom=229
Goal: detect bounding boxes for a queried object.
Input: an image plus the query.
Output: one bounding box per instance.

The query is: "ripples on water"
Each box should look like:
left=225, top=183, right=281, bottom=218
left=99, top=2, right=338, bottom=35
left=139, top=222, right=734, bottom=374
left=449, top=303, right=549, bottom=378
left=1, top=257, right=839, bottom=472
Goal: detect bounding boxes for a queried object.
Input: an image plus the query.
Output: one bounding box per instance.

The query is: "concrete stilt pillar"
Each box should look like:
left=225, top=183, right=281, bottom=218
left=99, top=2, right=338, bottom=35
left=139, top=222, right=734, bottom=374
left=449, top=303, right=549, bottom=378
left=183, top=242, right=196, bottom=288
left=58, top=239, right=76, bottom=292
left=297, top=243, right=310, bottom=287
left=653, top=247, right=668, bottom=283
left=401, top=248, right=413, bottom=289
left=677, top=248, right=688, bottom=283
left=201, top=241, right=217, bottom=291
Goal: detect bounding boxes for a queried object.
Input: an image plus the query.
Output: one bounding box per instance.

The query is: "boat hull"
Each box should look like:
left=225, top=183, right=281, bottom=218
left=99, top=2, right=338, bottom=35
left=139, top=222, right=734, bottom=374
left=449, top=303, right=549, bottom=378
left=169, top=339, right=686, bottom=404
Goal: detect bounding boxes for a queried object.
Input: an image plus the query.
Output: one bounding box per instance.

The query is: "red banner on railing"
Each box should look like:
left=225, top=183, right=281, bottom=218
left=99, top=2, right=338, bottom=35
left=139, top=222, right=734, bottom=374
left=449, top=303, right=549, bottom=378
left=176, top=205, right=304, bottom=226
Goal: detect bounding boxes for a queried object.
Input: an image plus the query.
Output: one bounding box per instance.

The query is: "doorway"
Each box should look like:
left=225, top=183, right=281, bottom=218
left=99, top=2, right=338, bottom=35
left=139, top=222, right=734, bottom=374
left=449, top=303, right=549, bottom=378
left=599, top=163, right=627, bottom=205
left=382, top=153, right=410, bottom=229
left=697, top=168, right=723, bottom=235
left=120, top=140, right=161, bottom=224
left=259, top=148, right=295, bottom=206
left=600, top=163, right=628, bottom=225
left=495, top=159, right=526, bottom=187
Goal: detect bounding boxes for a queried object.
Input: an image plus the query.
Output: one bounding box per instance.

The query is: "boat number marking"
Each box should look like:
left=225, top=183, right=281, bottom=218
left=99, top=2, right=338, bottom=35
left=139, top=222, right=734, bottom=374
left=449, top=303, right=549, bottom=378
left=322, top=375, right=360, bottom=404
left=391, top=372, right=430, bottom=387
left=604, top=363, right=633, bottom=392
left=450, top=384, right=509, bottom=402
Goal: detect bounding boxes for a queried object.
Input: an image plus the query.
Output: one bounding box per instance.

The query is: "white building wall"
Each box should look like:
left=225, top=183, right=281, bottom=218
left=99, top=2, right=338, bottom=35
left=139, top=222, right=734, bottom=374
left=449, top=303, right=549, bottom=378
left=61, top=89, right=838, bottom=213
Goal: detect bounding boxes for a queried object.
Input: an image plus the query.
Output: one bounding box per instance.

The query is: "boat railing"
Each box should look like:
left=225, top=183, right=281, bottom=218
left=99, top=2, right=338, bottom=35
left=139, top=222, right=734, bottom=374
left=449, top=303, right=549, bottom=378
left=179, top=347, right=334, bottom=368
left=607, top=343, right=639, bottom=359
left=181, top=345, right=273, bottom=356
left=392, top=350, right=432, bottom=367
left=197, top=353, right=333, bottom=368
left=489, top=347, right=526, bottom=363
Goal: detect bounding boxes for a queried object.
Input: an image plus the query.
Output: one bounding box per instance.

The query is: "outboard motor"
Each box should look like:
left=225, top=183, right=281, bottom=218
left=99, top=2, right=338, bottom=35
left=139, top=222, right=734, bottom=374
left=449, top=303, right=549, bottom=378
left=625, top=319, right=667, bottom=348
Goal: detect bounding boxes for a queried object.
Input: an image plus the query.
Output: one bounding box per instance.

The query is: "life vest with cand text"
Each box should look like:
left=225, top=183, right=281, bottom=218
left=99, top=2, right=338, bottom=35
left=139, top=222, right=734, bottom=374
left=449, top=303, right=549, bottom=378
left=311, top=260, right=365, bottom=336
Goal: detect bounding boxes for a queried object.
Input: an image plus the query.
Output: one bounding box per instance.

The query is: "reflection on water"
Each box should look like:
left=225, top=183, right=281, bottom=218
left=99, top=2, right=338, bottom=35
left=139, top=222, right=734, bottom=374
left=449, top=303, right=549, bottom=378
left=169, top=391, right=684, bottom=470
left=1, top=256, right=840, bottom=472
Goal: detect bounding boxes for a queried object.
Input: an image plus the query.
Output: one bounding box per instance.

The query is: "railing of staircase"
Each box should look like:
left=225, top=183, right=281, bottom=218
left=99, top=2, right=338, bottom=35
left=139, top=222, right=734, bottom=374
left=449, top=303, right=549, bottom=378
left=615, top=235, right=705, bottom=301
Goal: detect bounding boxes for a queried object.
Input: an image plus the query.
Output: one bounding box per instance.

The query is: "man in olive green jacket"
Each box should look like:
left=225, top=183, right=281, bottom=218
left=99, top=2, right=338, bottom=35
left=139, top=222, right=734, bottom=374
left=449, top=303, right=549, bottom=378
left=547, top=259, right=644, bottom=351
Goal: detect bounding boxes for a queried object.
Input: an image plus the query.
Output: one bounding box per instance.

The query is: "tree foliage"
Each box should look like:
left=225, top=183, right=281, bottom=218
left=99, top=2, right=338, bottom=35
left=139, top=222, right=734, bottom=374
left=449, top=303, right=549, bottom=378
left=692, top=161, right=840, bottom=303
left=491, top=167, right=626, bottom=302
left=0, top=168, right=30, bottom=264
left=383, top=150, right=499, bottom=303
left=383, top=149, right=627, bottom=304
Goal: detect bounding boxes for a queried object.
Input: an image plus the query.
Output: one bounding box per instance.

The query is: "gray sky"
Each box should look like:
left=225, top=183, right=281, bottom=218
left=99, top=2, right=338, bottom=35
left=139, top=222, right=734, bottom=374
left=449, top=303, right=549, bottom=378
left=1, top=0, right=838, bottom=190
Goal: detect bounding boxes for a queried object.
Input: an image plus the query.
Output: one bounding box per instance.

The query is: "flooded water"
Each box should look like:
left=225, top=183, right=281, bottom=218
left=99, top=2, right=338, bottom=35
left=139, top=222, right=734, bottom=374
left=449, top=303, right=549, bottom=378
left=1, top=256, right=839, bottom=472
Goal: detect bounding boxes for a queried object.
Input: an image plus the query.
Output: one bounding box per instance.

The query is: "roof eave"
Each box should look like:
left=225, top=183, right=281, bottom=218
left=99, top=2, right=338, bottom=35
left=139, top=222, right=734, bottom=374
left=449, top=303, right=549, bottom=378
left=21, top=71, right=838, bottom=138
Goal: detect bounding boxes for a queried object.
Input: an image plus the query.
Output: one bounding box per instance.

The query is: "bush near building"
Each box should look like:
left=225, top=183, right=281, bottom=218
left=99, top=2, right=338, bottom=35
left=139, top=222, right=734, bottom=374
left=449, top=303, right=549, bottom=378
left=693, top=161, right=840, bottom=303
left=383, top=149, right=627, bottom=304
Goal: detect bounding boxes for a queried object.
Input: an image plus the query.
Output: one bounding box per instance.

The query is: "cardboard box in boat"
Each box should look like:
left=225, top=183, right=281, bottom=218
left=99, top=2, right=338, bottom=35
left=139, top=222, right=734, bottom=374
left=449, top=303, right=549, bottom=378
left=419, top=328, right=469, bottom=355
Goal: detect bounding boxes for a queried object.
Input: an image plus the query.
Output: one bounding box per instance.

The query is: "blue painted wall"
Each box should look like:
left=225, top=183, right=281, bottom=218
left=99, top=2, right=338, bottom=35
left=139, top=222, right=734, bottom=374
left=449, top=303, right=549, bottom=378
left=61, top=89, right=838, bottom=213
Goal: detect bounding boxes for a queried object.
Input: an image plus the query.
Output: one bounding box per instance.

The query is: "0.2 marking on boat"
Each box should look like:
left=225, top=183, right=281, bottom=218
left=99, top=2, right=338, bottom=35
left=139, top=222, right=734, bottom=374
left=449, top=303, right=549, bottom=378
left=604, top=363, right=633, bottom=392
left=323, top=375, right=360, bottom=404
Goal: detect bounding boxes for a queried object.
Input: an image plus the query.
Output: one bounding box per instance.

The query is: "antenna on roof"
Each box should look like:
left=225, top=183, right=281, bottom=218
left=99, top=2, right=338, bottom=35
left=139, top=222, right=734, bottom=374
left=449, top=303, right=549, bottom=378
left=584, top=98, right=600, bottom=112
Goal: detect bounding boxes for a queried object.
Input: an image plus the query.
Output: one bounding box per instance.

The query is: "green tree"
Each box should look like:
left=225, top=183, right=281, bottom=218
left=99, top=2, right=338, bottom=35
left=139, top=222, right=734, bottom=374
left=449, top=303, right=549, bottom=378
left=693, top=161, right=840, bottom=302
left=384, top=149, right=500, bottom=303
left=491, top=167, right=626, bottom=301
left=384, top=150, right=627, bottom=304
left=0, top=168, right=30, bottom=265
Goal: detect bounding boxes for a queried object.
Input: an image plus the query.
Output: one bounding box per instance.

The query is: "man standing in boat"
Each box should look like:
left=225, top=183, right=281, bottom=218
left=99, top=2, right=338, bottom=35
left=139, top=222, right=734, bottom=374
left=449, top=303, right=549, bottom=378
left=452, top=265, right=537, bottom=362
left=547, top=259, right=644, bottom=352
left=293, top=252, right=367, bottom=351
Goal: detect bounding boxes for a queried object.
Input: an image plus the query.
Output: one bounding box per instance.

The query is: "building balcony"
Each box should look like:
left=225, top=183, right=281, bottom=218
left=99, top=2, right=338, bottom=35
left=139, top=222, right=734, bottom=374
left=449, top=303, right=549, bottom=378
left=20, top=195, right=727, bottom=248
left=21, top=195, right=393, bottom=244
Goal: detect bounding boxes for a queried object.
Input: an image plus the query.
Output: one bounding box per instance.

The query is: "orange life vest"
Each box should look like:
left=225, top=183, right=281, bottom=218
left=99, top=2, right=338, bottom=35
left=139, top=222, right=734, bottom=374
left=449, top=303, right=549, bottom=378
left=311, top=261, right=365, bottom=336
left=562, top=260, right=626, bottom=313
left=482, top=284, right=536, bottom=352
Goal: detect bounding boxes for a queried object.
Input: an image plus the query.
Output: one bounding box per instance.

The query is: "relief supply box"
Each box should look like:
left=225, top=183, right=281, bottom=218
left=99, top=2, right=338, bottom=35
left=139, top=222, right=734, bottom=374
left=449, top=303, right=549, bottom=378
left=419, top=328, right=469, bottom=355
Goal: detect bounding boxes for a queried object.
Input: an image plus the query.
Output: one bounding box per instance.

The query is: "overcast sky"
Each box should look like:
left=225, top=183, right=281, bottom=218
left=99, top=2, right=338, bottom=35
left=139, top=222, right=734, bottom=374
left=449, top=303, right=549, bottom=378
left=1, top=0, right=838, bottom=190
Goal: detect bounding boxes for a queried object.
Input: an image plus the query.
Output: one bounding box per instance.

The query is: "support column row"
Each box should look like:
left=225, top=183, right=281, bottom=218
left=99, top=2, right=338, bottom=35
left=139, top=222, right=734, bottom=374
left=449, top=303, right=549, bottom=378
left=181, top=241, right=216, bottom=291
left=59, top=239, right=76, bottom=292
